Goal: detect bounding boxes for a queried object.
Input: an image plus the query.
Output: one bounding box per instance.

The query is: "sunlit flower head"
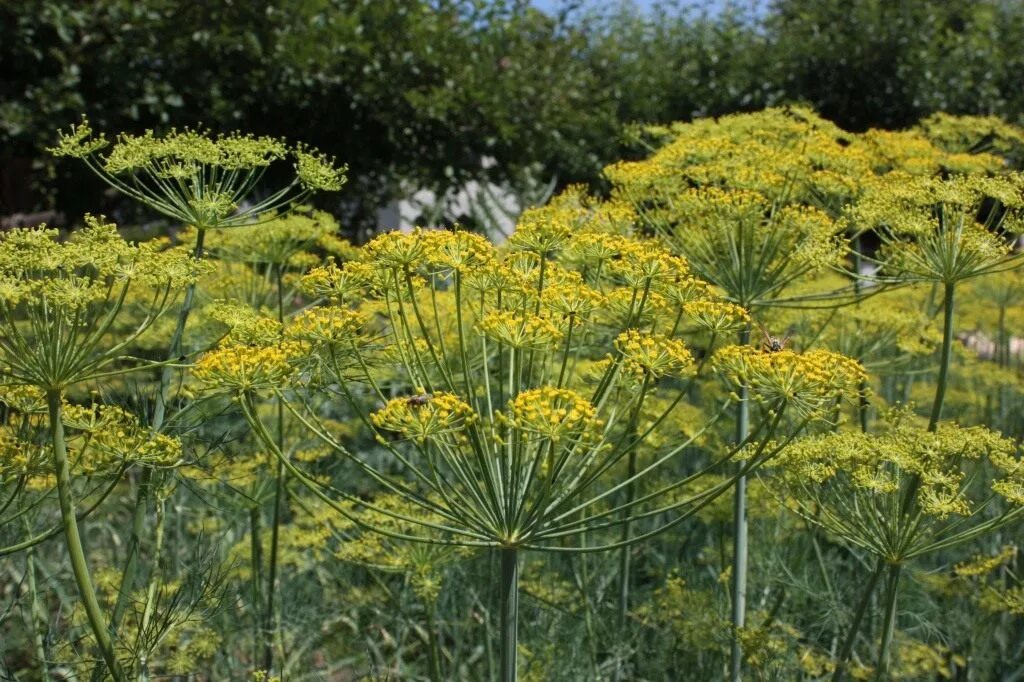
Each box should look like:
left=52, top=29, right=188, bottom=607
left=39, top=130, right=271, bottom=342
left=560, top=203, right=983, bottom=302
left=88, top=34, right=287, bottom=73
left=371, top=392, right=477, bottom=444
left=193, top=342, right=302, bottom=392
left=507, top=387, right=601, bottom=443
left=714, top=346, right=865, bottom=419
left=615, top=329, right=694, bottom=378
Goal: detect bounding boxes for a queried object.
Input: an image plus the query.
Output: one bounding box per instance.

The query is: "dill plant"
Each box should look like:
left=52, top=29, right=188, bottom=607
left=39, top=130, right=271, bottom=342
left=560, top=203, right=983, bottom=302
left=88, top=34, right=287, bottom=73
left=0, top=218, right=200, bottom=679
left=801, top=170, right=1024, bottom=679
left=49, top=120, right=346, bottom=676
left=193, top=199, right=863, bottom=680
left=608, top=107, right=857, bottom=680
left=6, top=107, right=1024, bottom=678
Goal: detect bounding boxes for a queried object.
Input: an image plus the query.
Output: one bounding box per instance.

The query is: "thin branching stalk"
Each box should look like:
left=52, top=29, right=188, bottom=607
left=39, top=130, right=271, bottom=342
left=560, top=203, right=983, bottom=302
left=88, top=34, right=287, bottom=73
left=110, top=228, right=207, bottom=636
left=48, top=389, right=126, bottom=681
left=831, top=557, right=886, bottom=682
left=263, top=263, right=287, bottom=673
left=874, top=563, right=903, bottom=680
left=500, top=547, right=519, bottom=682
left=26, top=527, right=51, bottom=681
left=730, top=324, right=751, bottom=682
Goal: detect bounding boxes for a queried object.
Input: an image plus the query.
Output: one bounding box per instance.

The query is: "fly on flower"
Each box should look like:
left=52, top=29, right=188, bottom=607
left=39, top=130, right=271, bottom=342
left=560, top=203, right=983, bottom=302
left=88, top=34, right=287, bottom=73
left=406, top=393, right=434, bottom=407
left=756, top=321, right=793, bottom=353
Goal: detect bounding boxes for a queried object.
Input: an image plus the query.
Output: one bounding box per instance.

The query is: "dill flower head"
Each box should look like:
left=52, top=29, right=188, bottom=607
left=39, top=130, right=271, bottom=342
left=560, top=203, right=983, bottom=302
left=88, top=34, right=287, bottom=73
left=650, top=186, right=842, bottom=304
left=50, top=117, right=346, bottom=229
left=477, top=310, right=564, bottom=350
left=0, top=385, right=46, bottom=414
left=602, top=288, right=671, bottom=326
left=683, top=300, right=751, bottom=334
left=205, top=209, right=339, bottom=265
left=559, top=232, right=634, bottom=270
left=606, top=240, right=691, bottom=289
left=540, top=275, right=605, bottom=317
left=770, top=416, right=1024, bottom=571
left=192, top=342, right=302, bottom=392
left=460, top=261, right=526, bottom=295
left=0, top=217, right=201, bottom=389
left=614, top=329, right=694, bottom=378
left=299, top=259, right=371, bottom=302
left=364, top=229, right=430, bottom=270
left=917, top=112, right=1024, bottom=158
left=852, top=172, right=1024, bottom=283
left=286, top=306, right=366, bottom=347
left=62, top=403, right=183, bottom=471
left=205, top=303, right=282, bottom=346
left=293, top=143, right=347, bottom=192
left=507, top=387, right=602, bottom=443
left=508, top=207, right=574, bottom=255
left=419, top=228, right=496, bottom=272
left=370, top=392, right=477, bottom=444
left=714, top=346, right=865, bottom=419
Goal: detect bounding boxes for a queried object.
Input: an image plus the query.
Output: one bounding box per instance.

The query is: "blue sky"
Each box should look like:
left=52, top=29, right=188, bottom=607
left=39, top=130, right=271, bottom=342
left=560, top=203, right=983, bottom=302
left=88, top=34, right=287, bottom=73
left=532, top=0, right=660, bottom=12
left=530, top=0, right=743, bottom=16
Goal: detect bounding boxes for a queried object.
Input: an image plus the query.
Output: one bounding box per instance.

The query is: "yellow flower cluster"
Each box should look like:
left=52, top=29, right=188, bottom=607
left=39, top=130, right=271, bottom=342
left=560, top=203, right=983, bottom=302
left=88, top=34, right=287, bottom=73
left=605, top=240, right=691, bottom=289
left=917, top=112, right=1024, bottom=158
left=539, top=276, right=605, bottom=317
left=0, top=385, right=46, bottom=413
left=507, top=387, right=601, bottom=443
left=52, top=119, right=346, bottom=194
left=299, top=259, right=372, bottom=301
left=614, top=329, right=694, bottom=378
left=0, top=216, right=200, bottom=296
left=293, top=143, right=348, bottom=192
left=612, top=106, right=879, bottom=207
left=477, top=310, right=564, bottom=349
left=0, top=424, right=47, bottom=481
left=192, top=342, right=302, bottom=392
left=419, top=228, right=496, bottom=272
left=62, top=403, right=183, bottom=471
left=205, top=303, right=282, bottom=346
left=0, top=217, right=202, bottom=388
left=101, top=127, right=287, bottom=173
left=508, top=206, right=575, bottom=255
left=51, top=117, right=346, bottom=232
left=370, top=392, right=477, bottom=443
left=855, top=128, right=1004, bottom=177
left=954, top=545, right=1018, bottom=578
left=558, top=232, right=634, bottom=269
left=714, top=346, right=865, bottom=419
left=286, top=306, right=366, bottom=347
left=205, top=209, right=340, bottom=265
left=683, top=300, right=751, bottom=334
left=772, top=418, right=1019, bottom=520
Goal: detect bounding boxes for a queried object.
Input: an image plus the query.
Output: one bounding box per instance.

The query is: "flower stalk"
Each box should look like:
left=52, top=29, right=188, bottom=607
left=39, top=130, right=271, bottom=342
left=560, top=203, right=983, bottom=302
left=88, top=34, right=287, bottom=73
left=48, top=389, right=126, bottom=681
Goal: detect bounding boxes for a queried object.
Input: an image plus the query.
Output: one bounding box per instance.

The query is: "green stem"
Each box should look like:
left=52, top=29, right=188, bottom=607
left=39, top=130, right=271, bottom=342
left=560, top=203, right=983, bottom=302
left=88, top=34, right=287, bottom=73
left=874, top=564, right=902, bottom=680
left=614, top=449, right=638, bottom=682
left=250, top=506, right=265, bottom=668
left=27, top=537, right=51, bottom=681
left=831, top=557, right=886, bottom=682
left=425, top=598, right=444, bottom=682
left=928, top=282, right=955, bottom=432
left=109, top=228, right=206, bottom=637
left=136, top=494, right=167, bottom=681
left=48, top=390, right=125, bottom=681
left=730, top=325, right=751, bottom=682
left=263, top=263, right=287, bottom=673
left=500, top=547, right=519, bottom=682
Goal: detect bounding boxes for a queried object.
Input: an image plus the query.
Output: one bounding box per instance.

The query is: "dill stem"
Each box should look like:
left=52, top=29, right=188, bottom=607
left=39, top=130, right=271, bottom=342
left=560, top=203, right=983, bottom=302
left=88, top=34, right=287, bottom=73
left=48, top=389, right=126, bottom=681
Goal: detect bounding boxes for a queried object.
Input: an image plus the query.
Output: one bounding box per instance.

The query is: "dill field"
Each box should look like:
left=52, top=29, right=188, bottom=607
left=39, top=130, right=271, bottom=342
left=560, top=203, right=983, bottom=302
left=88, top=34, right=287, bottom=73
left=4, top=3, right=1024, bottom=681
left=2, top=107, right=1024, bottom=681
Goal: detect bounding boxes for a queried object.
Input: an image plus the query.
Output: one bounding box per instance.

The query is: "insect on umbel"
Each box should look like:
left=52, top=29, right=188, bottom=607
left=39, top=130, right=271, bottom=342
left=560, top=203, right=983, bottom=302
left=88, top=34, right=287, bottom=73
left=406, top=393, right=434, bottom=407
left=756, top=321, right=793, bottom=353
